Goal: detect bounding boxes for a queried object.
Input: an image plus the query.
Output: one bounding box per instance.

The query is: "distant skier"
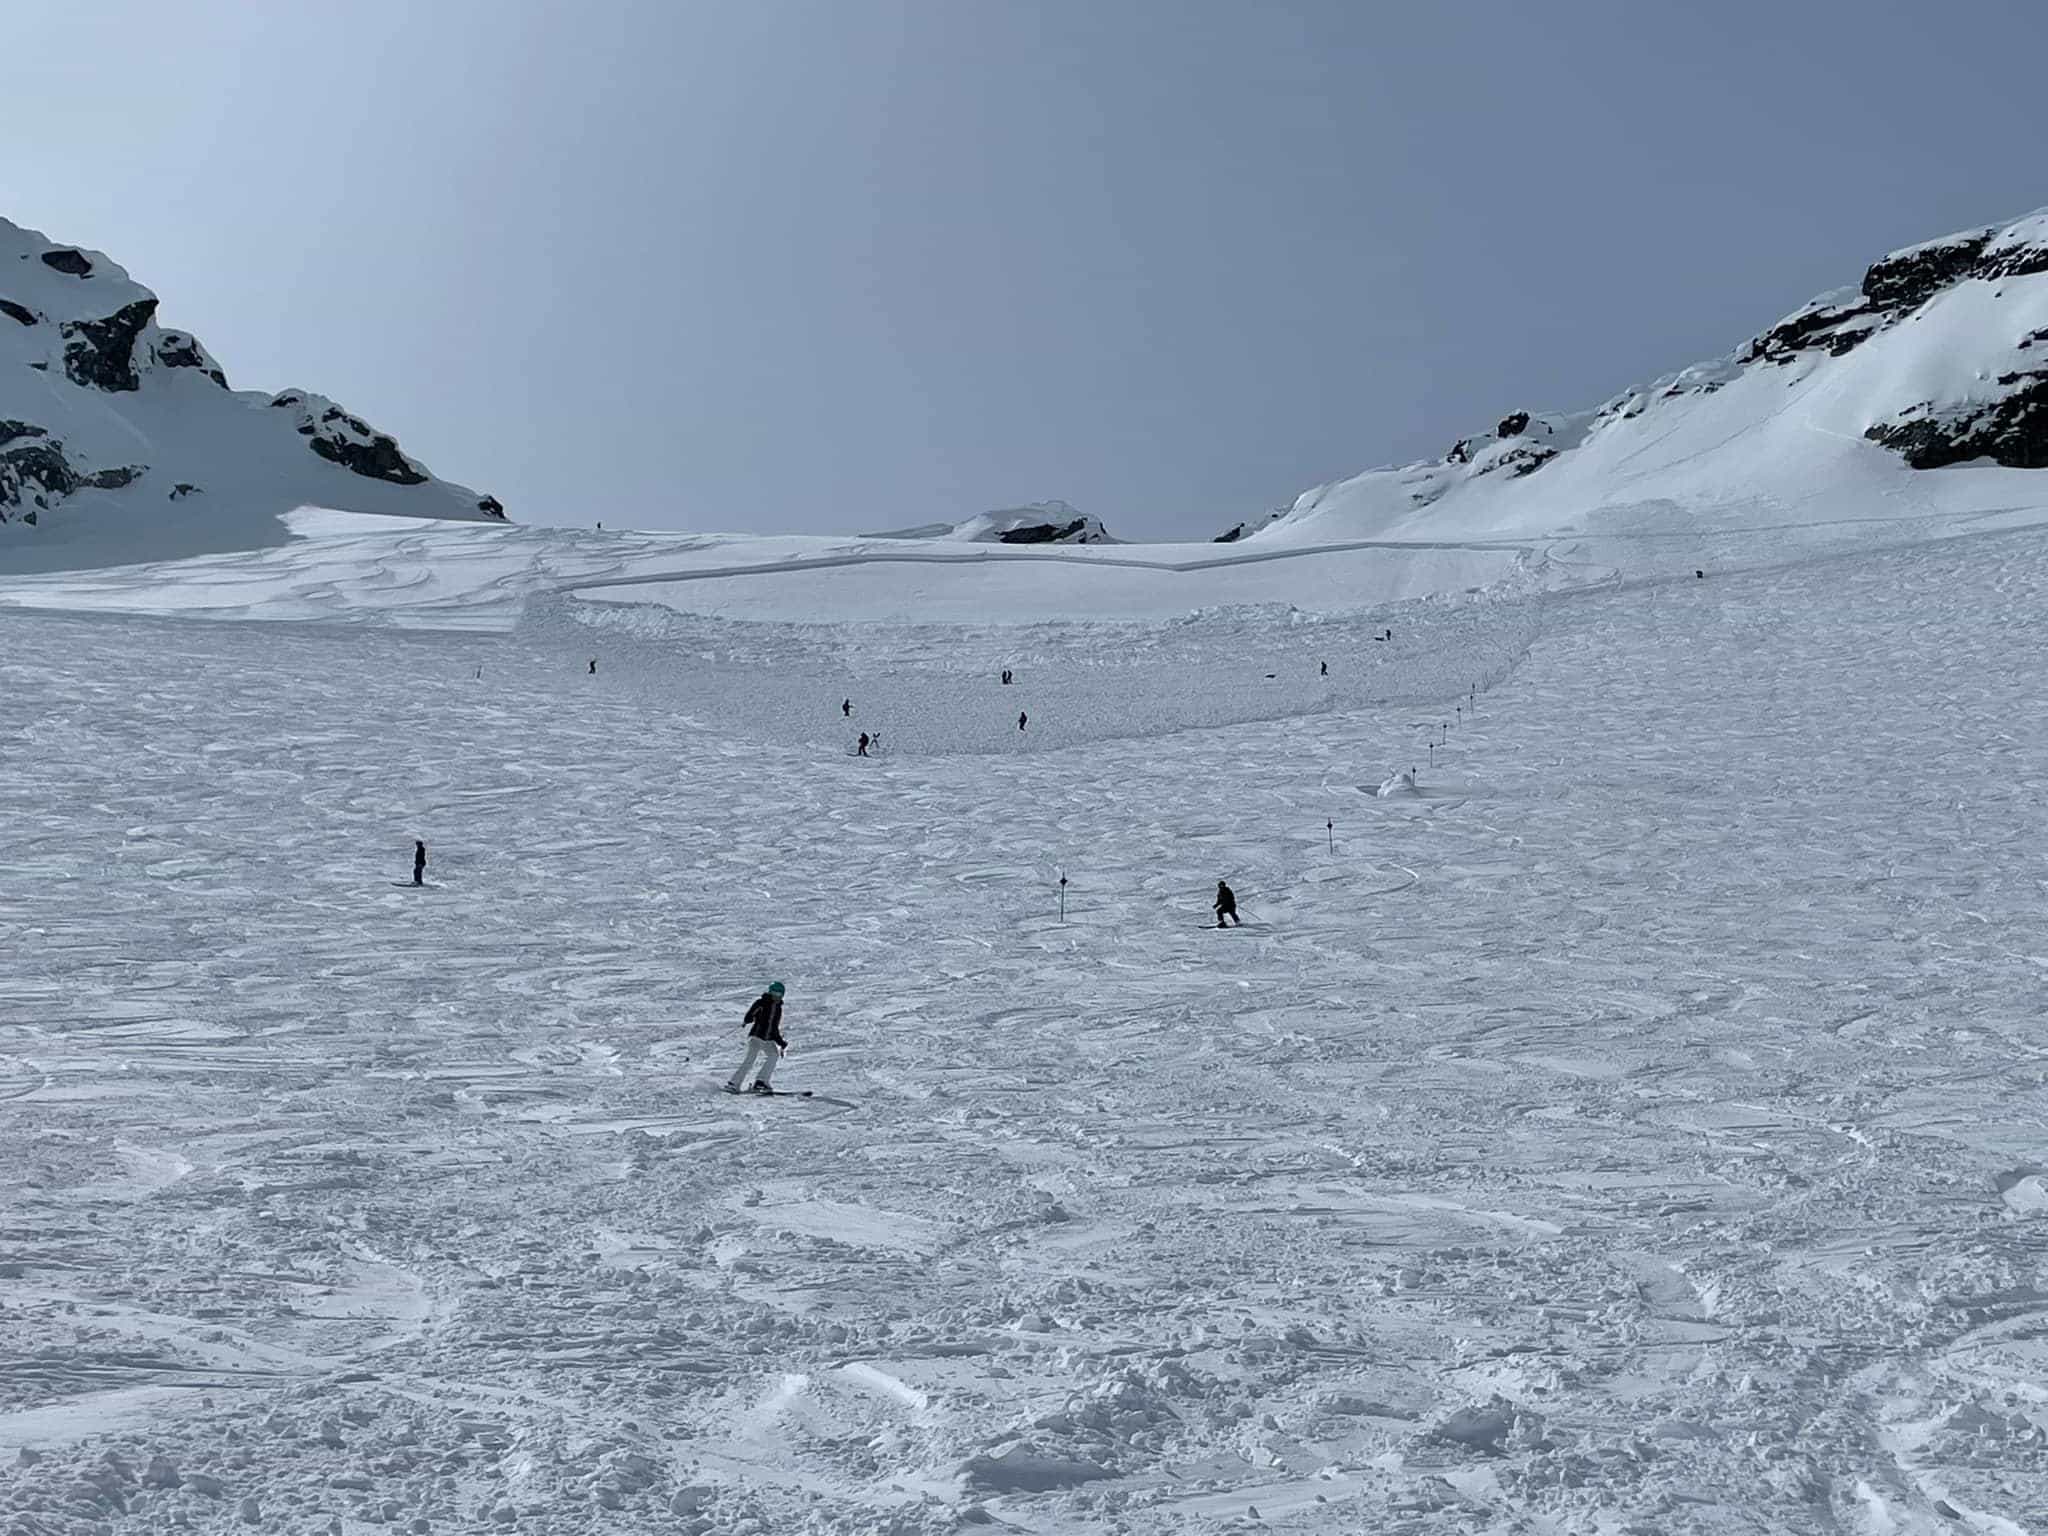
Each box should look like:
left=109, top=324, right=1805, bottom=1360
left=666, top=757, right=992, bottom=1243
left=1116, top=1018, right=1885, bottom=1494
left=1001, top=668, right=1013, bottom=685
left=412, top=840, right=427, bottom=887
left=1018, top=711, right=1028, bottom=732
left=1214, top=880, right=1240, bottom=928
left=1695, top=569, right=1705, bottom=579
left=857, top=731, right=870, bottom=757
left=588, top=659, right=598, bottom=675
left=725, top=982, right=787, bottom=1094
left=843, top=698, right=852, bottom=717
left=1319, top=660, right=1328, bottom=676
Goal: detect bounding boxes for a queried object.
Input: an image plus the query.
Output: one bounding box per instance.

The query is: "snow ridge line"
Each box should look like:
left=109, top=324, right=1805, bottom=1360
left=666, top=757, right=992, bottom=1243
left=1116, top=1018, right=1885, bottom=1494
left=555, top=535, right=1540, bottom=596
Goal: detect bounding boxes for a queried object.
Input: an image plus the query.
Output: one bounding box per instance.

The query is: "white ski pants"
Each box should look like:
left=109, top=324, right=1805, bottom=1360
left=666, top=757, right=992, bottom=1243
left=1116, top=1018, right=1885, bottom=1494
left=727, top=1036, right=779, bottom=1090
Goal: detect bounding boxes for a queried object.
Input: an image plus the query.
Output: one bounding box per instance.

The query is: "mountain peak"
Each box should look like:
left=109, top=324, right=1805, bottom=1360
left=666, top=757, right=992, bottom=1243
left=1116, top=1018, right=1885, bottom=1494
left=0, top=216, right=504, bottom=568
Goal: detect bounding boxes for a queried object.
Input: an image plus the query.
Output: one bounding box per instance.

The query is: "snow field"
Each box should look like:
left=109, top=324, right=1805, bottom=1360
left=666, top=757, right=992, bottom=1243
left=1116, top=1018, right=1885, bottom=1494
left=1, top=524, right=2046, bottom=1532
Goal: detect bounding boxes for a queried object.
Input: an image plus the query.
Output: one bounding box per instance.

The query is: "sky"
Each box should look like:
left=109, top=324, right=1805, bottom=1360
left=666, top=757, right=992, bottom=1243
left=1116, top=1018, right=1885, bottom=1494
left=10, top=1, right=2048, bottom=541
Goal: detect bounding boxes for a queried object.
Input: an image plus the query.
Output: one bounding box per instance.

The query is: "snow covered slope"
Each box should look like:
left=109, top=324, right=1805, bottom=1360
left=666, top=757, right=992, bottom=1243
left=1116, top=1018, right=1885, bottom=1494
left=0, top=217, right=504, bottom=571
left=1241, top=208, right=2048, bottom=547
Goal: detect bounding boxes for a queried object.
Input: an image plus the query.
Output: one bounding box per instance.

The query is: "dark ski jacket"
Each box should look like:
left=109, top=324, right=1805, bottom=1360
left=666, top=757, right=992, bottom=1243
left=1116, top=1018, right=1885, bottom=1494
left=743, top=992, right=786, bottom=1046
left=1215, top=882, right=1237, bottom=915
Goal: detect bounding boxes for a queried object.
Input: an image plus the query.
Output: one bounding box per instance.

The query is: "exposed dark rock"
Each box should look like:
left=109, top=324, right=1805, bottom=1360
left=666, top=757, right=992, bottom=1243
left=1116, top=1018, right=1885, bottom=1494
left=39, top=248, right=94, bottom=277
left=1980, top=237, right=2048, bottom=283
left=996, top=518, right=1094, bottom=545
left=0, top=420, right=47, bottom=445
left=322, top=405, right=372, bottom=436
left=1861, top=231, right=1992, bottom=311
left=169, top=482, right=200, bottom=500
left=308, top=430, right=429, bottom=485
left=0, top=299, right=35, bottom=326
left=2018, top=328, right=2048, bottom=351
left=82, top=465, right=145, bottom=490
left=1497, top=410, right=1530, bottom=438
left=1746, top=300, right=1878, bottom=364
left=1866, top=371, right=2048, bottom=469
left=60, top=298, right=158, bottom=391
left=1, top=436, right=79, bottom=504
left=1445, top=438, right=1473, bottom=465
left=1495, top=443, right=1556, bottom=478
left=270, top=391, right=304, bottom=409
left=476, top=494, right=505, bottom=519
left=154, top=332, right=228, bottom=387
left=1213, top=523, right=1245, bottom=543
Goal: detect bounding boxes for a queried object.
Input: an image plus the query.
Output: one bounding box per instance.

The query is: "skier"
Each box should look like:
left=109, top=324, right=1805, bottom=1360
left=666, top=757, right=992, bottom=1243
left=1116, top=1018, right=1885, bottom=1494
left=857, top=731, right=870, bottom=757
left=588, top=659, right=598, bottom=675
left=1214, top=880, right=1240, bottom=928
left=412, top=839, right=427, bottom=887
left=725, top=982, right=787, bottom=1094
left=843, top=698, right=852, bottom=717
left=1001, top=668, right=1012, bottom=685
left=1018, top=711, right=1028, bottom=732
left=1320, top=660, right=1328, bottom=676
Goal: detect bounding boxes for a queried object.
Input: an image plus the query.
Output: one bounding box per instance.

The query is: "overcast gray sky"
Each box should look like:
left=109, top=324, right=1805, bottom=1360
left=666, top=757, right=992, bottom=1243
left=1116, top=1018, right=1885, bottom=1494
left=12, top=1, right=2046, bottom=539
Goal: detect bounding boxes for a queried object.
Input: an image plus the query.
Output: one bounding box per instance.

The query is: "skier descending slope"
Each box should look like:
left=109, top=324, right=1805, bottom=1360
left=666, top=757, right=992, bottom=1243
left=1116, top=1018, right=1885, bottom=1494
left=725, top=982, right=787, bottom=1094
left=1214, top=880, right=1241, bottom=928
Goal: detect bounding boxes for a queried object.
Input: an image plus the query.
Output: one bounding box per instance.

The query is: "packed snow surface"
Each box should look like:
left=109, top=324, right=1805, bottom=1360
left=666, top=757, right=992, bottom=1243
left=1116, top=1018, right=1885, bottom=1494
left=4, top=501, right=2048, bottom=1533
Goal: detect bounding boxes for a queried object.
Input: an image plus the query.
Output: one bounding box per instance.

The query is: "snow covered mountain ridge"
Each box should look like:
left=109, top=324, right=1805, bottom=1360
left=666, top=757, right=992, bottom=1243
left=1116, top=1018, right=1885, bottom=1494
left=0, top=216, right=503, bottom=570
left=1235, top=207, right=2048, bottom=546
left=863, top=500, right=1117, bottom=545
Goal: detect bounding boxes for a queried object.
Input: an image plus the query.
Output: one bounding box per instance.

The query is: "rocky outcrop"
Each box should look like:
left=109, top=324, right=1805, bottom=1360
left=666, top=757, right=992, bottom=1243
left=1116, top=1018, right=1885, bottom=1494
left=0, top=300, right=35, bottom=327
left=270, top=393, right=430, bottom=486
left=0, top=421, right=147, bottom=521
left=152, top=331, right=227, bottom=387
left=39, top=247, right=94, bottom=278
left=997, top=517, right=1099, bottom=545
left=61, top=299, right=158, bottom=391
left=1862, top=231, right=1993, bottom=311
left=1747, top=217, right=2048, bottom=378
left=477, top=494, right=505, bottom=518
left=1743, top=298, right=1877, bottom=365
left=1866, top=371, right=2048, bottom=470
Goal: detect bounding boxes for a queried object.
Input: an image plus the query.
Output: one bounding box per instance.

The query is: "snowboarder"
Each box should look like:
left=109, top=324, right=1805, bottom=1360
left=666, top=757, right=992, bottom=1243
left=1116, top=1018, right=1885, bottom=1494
left=843, top=698, right=852, bottom=717
left=857, top=732, right=870, bottom=757
left=1320, top=660, right=1328, bottom=676
left=725, top=982, right=787, bottom=1094
left=1214, top=880, right=1240, bottom=928
left=412, top=840, right=427, bottom=887
left=1018, top=711, right=1028, bottom=732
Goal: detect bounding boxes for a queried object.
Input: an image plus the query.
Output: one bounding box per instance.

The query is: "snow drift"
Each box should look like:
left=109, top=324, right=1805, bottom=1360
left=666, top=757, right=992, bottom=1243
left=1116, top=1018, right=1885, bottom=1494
left=0, top=216, right=503, bottom=571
